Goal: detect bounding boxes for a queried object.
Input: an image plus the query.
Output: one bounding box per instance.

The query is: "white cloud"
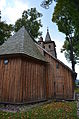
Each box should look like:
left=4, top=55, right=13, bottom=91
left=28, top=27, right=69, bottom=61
left=1, top=0, right=28, bottom=24
left=14, top=0, right=26, bottom=3
left=0, top=0, right=6, bottom=10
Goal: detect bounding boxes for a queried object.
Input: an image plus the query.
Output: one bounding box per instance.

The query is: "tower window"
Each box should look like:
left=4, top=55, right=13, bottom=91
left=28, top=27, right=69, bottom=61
left=49, top=45, right=51, bottom=49
left=44, top=51, right=45, bottom=56
left=56, top=63, right=59, bottom=69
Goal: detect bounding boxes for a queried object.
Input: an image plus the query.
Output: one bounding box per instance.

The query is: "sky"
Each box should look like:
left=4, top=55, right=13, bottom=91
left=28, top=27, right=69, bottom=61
left=0, top=0, right=79, bottom=79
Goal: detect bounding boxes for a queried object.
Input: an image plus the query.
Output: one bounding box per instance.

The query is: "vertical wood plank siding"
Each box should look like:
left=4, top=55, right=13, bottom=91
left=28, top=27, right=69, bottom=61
left=44, top=52, right=74, bottom=99
left=22, top=57, right=46, bottom=103
left=0, top=56, right=46, bottom=103
left=0, top=57, right=22, bottom=103
left=0, top=53, right=74, bottom=103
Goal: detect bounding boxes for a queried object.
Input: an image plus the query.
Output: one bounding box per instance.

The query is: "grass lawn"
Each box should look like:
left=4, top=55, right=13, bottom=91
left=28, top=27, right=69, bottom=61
left=75, top=87, right=79, bottom=93
left=0, top=101, right=78, bottom=119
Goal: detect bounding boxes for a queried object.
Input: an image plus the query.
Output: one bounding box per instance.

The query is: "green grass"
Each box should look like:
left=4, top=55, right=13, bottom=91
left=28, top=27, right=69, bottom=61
left=75, top=87, right=79, bottom=93
left=0, top=101, right=78, bottom=119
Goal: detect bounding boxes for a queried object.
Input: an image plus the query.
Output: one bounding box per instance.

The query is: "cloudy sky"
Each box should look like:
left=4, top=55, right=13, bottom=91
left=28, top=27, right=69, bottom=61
left=0, top=0, right=79, bottom=78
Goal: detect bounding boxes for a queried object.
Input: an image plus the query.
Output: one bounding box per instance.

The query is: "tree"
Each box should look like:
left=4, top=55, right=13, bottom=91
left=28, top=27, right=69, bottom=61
left=41, top=0, right=53, bottom=9
left=40, top=0, right=79, bottom=72
left=52, top=0, right=79, bottom=71
left=61, top=40, right=79, bottom=68
left=41, top=0, right=79, bottom=9
left=40, top=0, right=58, bottom=9
left=14, top=8, right=42, bottom=39
left=0, top=11, right=13, bottom=45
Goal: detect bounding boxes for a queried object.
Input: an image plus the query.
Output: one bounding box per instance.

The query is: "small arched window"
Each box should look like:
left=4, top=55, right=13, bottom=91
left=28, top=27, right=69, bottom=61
left=56, top=63, right=59, bottom=69
left=44, top=46, right=45, bottom=49
left=4, top=59, right=8, bottom=65
left=49, top=45, right=51, bottom=49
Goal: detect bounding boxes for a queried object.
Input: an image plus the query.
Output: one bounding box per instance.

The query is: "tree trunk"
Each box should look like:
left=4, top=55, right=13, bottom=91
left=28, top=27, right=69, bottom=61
left=69, top=37, right=75, bottom=72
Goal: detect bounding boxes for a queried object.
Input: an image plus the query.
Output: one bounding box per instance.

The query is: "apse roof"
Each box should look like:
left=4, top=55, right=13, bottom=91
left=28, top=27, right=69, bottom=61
left=0, top=26, right=46, bottom=62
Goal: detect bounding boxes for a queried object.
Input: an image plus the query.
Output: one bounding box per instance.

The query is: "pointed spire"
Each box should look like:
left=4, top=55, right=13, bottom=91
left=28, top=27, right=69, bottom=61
left=45, top=27, right=51, bottom=42
left=47, top=27, right=49, bottom=32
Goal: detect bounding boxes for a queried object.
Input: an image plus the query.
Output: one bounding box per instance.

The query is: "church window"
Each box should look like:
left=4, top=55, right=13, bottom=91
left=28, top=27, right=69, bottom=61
left=56, top=63, right=59, bottom=69
left=49, top=45, right=51, bottom=49
left=4, top=59, right=8, bottom=65
left=44, top=51, right=45, bottom=56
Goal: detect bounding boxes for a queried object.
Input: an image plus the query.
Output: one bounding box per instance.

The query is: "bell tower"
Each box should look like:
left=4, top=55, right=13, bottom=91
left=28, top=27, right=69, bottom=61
left=44, top=28, right=57, bottom=58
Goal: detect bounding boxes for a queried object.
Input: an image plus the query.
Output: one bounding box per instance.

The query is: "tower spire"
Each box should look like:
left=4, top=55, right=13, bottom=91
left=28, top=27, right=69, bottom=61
left=45, top=27, right=51, bottom=42
left=47, top=27, right=49, bottom=32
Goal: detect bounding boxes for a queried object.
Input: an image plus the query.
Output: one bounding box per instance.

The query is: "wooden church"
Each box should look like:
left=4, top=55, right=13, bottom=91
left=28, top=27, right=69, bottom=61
left=0, top=26, right=76, bottom=104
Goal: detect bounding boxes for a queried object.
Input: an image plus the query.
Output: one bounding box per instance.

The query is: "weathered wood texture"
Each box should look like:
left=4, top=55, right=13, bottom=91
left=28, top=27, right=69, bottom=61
left=0, top=52, right=74, bottom=104
left=0, top=57, right=22, bottom=103
left=0, top=56, right=46, bottom=103
left=21, top=57, right=46, bottom=103
left=44, top=51, right=74, bottom=99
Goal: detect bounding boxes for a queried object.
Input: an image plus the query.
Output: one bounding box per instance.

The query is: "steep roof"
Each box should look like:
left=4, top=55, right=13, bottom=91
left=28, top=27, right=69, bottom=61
left=0, top=26, right=46, bottom=62
left=36, top=43, right=75, bottom=74
left=45, top=28, right=51, bottom=42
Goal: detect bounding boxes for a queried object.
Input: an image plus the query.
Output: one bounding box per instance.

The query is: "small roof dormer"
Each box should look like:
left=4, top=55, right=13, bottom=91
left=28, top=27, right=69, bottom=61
left=38, top=37, right=43, bottom=42
left=45, top=27, right=51, bottom=42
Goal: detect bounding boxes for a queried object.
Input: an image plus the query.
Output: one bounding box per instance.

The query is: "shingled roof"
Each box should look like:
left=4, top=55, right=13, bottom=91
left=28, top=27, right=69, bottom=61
left=0, top=26, right=46, bottom=62
left=45, top=28, right=51, bottom=42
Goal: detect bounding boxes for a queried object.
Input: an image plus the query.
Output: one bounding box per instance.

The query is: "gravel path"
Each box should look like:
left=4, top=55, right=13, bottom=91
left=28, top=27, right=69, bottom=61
left=0, top=100, right=51, bottom=113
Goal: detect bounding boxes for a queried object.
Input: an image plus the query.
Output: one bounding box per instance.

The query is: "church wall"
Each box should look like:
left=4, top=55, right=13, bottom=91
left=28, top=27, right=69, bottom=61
left=0, top=53, right=74, bottom=104
left=44, top=43, right=56, bottom=57
left=0, top=56, right=22, bottom=103
left=44, top=51, right=74, bottom=100
left=0, top=55, right=47, bottom=103
left=21, top=56, right=47, bottom=103
left=44, top=43, right=55, bottom=52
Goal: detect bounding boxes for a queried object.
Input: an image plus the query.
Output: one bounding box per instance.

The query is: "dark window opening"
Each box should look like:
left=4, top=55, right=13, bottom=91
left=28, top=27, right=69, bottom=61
left=56, top=63, right=59, bottom=69
left=49, top=45, right=51, bottom=49
left=44, top=51, right=45, bottom=56
left=4, top=59, right=8, bottom=65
